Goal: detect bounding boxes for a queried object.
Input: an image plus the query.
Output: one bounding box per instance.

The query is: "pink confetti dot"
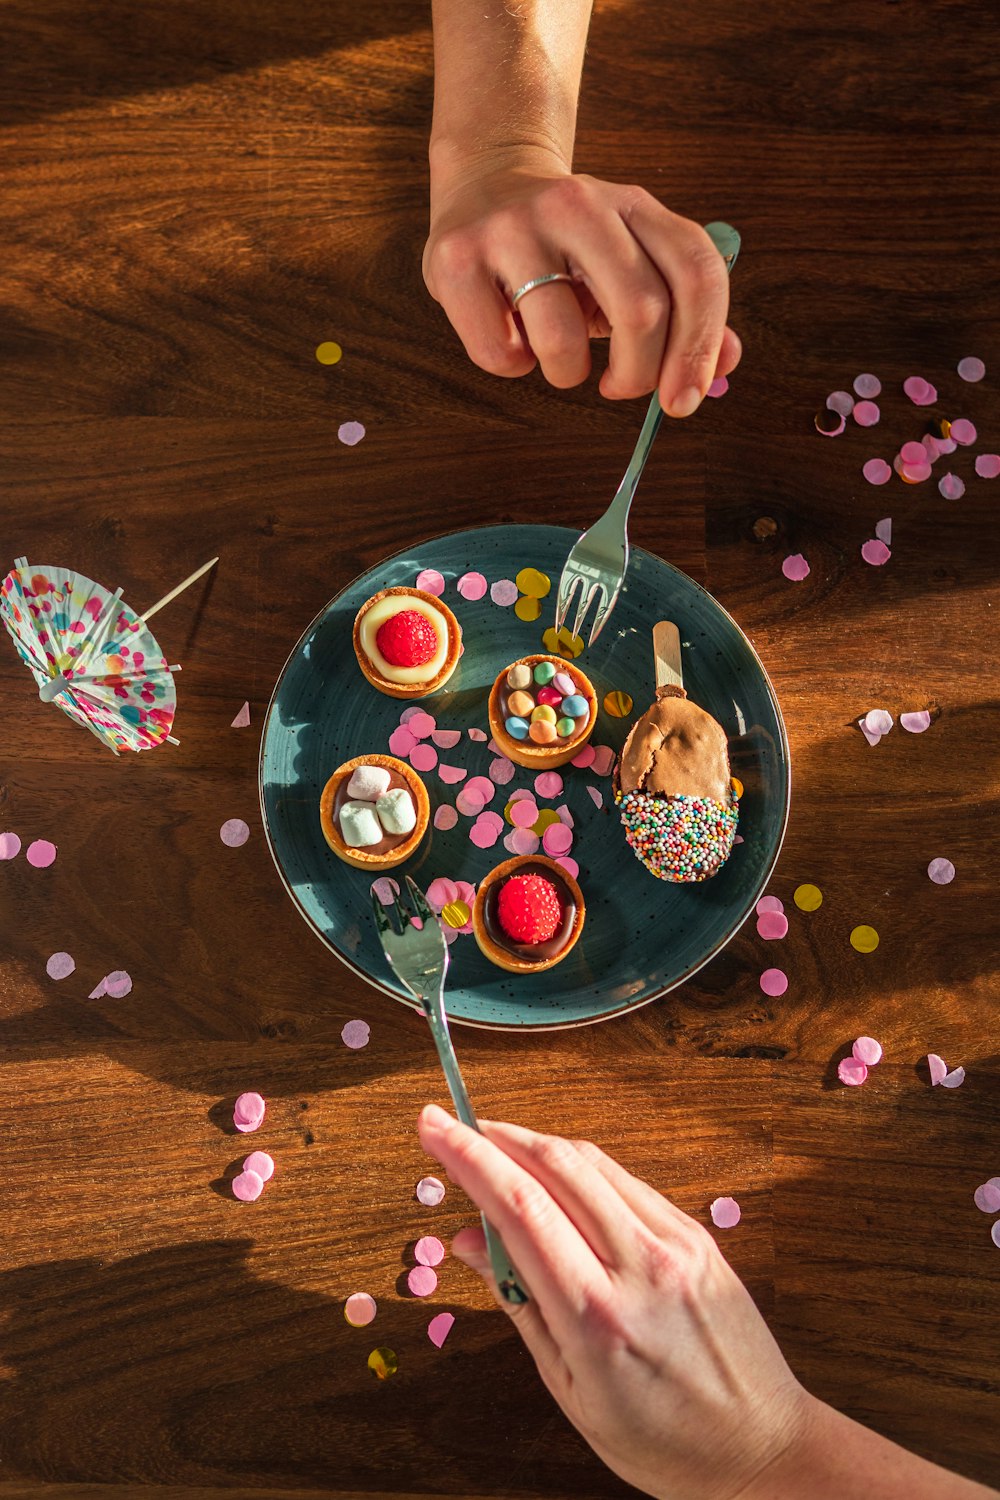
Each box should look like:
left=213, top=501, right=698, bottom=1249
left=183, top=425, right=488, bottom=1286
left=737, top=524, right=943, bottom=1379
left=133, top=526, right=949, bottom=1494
left=243, top=1150, right=274, bottom=1182
left=104, top=970, right=132, bottom=998
left=469, top=817, right=500, bottom=849
left=590, top=746, right=615, bottom=777
left=571, top=744, right=596, bottom=769
left=26, top=839, right=57, bottom=868
left=88, top=978, right=107, bottom=999
left=413, top=567, right=446, bottom=597
left=432, top=729, right=462, bottom=749
left=782, top=554, right=810, bottom=582
left=852, top=400, right=880, bottom=427
left=511, top=799, right=539, bottom=828
left=992, top=1222, right=1000, bottom=1250
left=875, top=518, right=892, bottom=544
left=938, top=472, right=965, bottom=500
left=416, top=1175, right=446, bottom=1206
left=861, top=539, right=891, bottom=566
left=456, top=572, right=487, bottom=600
left=927, top=1053, right=948, bottom=1086
left=345, top=1292, right=377, bottom=1327
left=556, top=804, right=574, bottom=828
left=838, top=1057, right=868, bottom=1087
left=974, top=1181, right=1000, bottom=1214
left=957, top=356, right=985, bottom=382
left=710, top=1197, right=741, bottom=1229
left=706, top=375, right=729, bottom=398
left=901, top=441, right=926, bottom=465
left=927, top=857, right=955, bottom=885
left=900, top=710, right=930, bottom=733
left=233, top=1091, right=266, bottom=1133
left=489, top=757, right=515, bottom=785
left=439, top=764, right=467, bottom=785
left=508, top=788, right=533, bottom=802
left=586, top=786, right=604, bottom=809
left=388, top=726, right=416, bottom=757
left=465, top=776, right=495, bottom=805
left=490, top=579, right=518, bottom=607
left=756, top=895, right=784, bottom=915
left=827, top=390, right=854, bottom=416
left=475, top=811, right=504, bottom=835
left=942, top=1066, right=966, bottom=1089
left=337, top=421, right=366, bottom=446
left=852, top=1036, right=883, bottom=1066
left=342, top=1019, right=371, bottom=1049
left=0, top=832, right=22, bottom=859
left=371, top=877, right=400, bottom=906
left=407, top=1265, right=438, bottom=1297
left=408, top=712, right=436, bottom=739
left=854, top=373, right=881, bottom=398
left=555, top=855, right=580, bottom=878
left=220, top=819, right=250, bottom=848
left=902, top=461, right=932, bottom=483
left=410, top=743, right=438, bottom=772
left=950, top=418, right=977, bottom=446
left=858, top=718, right=883, bottom=746
left=862, top=458, right=892, bottom=486
left=816, top=411, right=845, bottom=437
left=534, top=771, right=564, bottom=799
left=399, top=706, right=422, bottom=724
left=427, top=1311, right=455, bottom=1347
left=759, top=968, right=788, bottom=997
left=232, top=1168, right=264, bottom=1202
left=542, top=822, right=574, bottom=856
left=903, top=376, right=937, bottom=406
left=756, top=911, right=788, bottom=940
left=46, top=951, right=75, bottom=981
left=864, top=709, right=893, bottom=736
left=938, top=436, right=959, bottom=454
left=468, top=727, right=488, bottom=742
left=975, top=454, right=1000, bottom=479
left=455, top=788, right=486, bottom=817
left=433, top=804, right=458, bottom=830
left=231, top=701, right=251, bottom=728
left=509, top=828, right=540, bottom=856
left=415, top=1235, right=445, bottom=1267
left=426, top=878, right=459, bottom=908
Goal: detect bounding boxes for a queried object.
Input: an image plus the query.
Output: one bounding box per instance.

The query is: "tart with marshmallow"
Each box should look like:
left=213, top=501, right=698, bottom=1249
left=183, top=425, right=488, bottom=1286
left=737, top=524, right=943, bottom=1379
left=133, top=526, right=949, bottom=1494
left=353, top=586, right=460, bottom=699
left=488, top=655, right=597, bottom=770
left=320, top=754, right=429, bottom=870
left=472, top=855, right=585, bottom=974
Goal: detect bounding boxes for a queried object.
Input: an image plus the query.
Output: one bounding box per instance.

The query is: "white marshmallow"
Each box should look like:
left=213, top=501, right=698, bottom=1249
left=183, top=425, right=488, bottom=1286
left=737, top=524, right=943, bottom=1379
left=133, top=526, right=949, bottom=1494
left=347, top=764, right=392, bottom=801
left=376, top=788, right=416, bottom=836
left=339, top=800, right=384, bottom=848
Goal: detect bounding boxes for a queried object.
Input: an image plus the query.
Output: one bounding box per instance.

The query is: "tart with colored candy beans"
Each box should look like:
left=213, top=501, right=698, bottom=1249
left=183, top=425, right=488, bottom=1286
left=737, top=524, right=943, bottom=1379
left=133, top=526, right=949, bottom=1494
left=353, top=586, right=461, bottom=699
left=488, top=655, right=597, bottom=770
left=472, top=855, right=585, bottom=973
left=320, top=754, right=429, bottom=870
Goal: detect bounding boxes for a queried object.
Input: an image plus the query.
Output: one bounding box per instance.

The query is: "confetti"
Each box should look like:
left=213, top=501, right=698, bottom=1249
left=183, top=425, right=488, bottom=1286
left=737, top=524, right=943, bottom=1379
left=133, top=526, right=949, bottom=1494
left=603, top=689, right=633, bottom=718
left=864, top=709, right=893, bottom=736
left=957, top=356, right=985, bottom=382
left=232, top=1168, right=264, bottom=1202
left=388, top=726, right=417, bottom=757
left=707, top=375, right=729, bottom=397
left=244, top=1150, right=274, bottom=1182
left=511, top=799, right=540, bottom=828
left=104, top=970, right=132, bottom=998
left=342, top=1019, right=371, bottom=1049
left=588, top=746, right=614, bottom=778
left=337, top=421, right=366, bottom=446
left=514, top=595, right=542, bottom=622
left=974, top=1181, right=1000, bottom=1214
left=399, top=706, right=423, bottom=724
left=368, top=1348, right=398, bottom=1379
left=416, top=1175, right=445, bottom=1206
left=815, top=409, right=844, bottom=435
left=457, top=572, right=488, bottom=600
left=901, top=461, right=931, bottom=483
left=427, top=1312, right=455, bottom=1348
left=942, top=1066, right=966, bottom=1089
left=46, top=951, right=75, bottom=981
left=455, top=788, right=485, bottom=817
left=571, top=744, right=596, bottom=769
left=465, top=776, right=495, bottom=804
left=415, top=1235, right=445, bottom=1266
left=407, top=1265, right=438, bottom=1297
left=710, top=1197, right=741, bottom=1228
left=903, top=376, right=937, bottom=406
left=540, top=625, right=584, bottom=659
left=900, top=710, right=931, bottom=733
left=793, top=884, right=822, bottom=911
left=781, top=554, right=810, bottom=581
left=432, top=729, right=462, bottom=749
left=231, top=701, right=250, bottom=728
left=542, top=823, right=573, bottom=856
left=438, top=764, right=467, bottom=785
left=469, top=816, right=500, bottom=849
left=853, top=1036, right=883, bottom=1066
left=927, top=858, right=955, bottom=885
left=858, top=717, right=883, bottom=747
left=345, top=1293, right=377, bottom=1327
left=861, top=539, right=891, bottom=566
left=854, top=373, right=882, bottom=398
left=26, top=839, right=57, bottom=868
left=975, top=454, right=1000, bottom=479
left=443, top=898, right=473, bottom=927
left=489, top=757, right=516, bottom=785
left=852, top=400, right=880, bottom=427
left=556, top=805, right=574, bottom=828
left=315, top=341, right=342, bottom=364
left=533, top=771, right=563, bottom=799
left=756, top=896, right=784, bottom=915
left=850, top=925, right=879, bottom=953
left=875, top=518, right=892, bottom=544
left=490, top=579, right=518, bottom=607
left=433, top=805, right=458, bottom=830
left=88, top=978, right=107, bottom=999
left=407, top=712, right=435, bottom=739
left=950, top=418, right=977, bottom=446
left=468, top=727, right=488, bottom=742
left=233, top=1092, right=266, bottom=1133
left=0, top=832, right=22, bottom=859
left=409, top=743, right=438, bottom=772
left=426, top=878, right=459, bottom=908
left=555, top=855, right=580, bottom=878
left=508, top=828, right=540, bottom=856
left=827, top=390, right=855, bottom=416
left=938, top=473, right=965, bottom=500
left=220, top=819, right=250, bottom=847
left=756, top=911, right=788, bottom=940
left=992, top=1222, right=1000, bottom=1249
left=415, top=570, right=445, bottom=597
left=837, top=1057, right=868, bottom=1087
left=731, top=776, right=744, bottom=799
left=927, top=1053, right=948, bottom=1086
left=515, top=568, right=551, bottom=598
left=759, top=968, right=788, bottom=997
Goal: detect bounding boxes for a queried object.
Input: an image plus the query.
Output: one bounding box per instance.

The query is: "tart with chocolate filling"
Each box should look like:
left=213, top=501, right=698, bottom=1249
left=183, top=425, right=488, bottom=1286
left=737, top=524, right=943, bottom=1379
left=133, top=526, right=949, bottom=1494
left=320, top=754, right=429, bottom=870
left=472, top=855, right=585, bottom=973
left=487, top=655, right=597, bottom=770
left=353, top=586, right=461, bottom=699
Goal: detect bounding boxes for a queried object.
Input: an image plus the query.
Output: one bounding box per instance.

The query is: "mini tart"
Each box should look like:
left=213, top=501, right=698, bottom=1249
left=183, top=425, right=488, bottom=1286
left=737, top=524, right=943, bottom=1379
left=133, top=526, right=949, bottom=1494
left=353, top=586, right=461, bottom=700
left=472, top=855, right=585, bottom=974
left=487, top=655, right=597, bottom=770
left=319, top=754, right=429, bottom=870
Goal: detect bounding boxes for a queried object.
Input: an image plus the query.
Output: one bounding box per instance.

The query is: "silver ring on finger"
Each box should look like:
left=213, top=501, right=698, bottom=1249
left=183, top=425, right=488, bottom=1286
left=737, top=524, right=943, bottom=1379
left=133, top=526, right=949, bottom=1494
left=510, top=272, right=577, bottom=309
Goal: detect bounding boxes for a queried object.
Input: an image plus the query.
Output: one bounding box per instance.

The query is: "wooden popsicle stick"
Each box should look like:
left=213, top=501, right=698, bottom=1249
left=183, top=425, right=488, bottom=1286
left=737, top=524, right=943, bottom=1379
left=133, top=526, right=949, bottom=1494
left=652, top=620, right=686, bottom=699
left=140, top=557, right=218, bottom=622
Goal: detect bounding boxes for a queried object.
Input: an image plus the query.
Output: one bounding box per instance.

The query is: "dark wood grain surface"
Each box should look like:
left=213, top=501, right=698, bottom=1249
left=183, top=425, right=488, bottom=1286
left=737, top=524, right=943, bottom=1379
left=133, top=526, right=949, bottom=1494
left=1, top=0, right=998, bottom=1495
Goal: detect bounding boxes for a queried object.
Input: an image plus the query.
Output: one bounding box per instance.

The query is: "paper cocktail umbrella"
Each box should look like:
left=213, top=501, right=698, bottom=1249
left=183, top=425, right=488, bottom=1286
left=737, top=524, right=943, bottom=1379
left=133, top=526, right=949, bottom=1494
left=0, top=556, right=217, bottom=755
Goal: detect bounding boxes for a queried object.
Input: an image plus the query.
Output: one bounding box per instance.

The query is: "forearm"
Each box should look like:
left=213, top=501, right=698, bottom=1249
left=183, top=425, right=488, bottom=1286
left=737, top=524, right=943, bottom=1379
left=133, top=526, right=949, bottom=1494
left=429, top=0, right=593, bottom=191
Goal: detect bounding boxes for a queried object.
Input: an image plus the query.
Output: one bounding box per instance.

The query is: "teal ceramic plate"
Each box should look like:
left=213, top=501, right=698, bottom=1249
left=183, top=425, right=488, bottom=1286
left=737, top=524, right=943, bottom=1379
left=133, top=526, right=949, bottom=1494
left=259, top=524, right=789, bottom=1029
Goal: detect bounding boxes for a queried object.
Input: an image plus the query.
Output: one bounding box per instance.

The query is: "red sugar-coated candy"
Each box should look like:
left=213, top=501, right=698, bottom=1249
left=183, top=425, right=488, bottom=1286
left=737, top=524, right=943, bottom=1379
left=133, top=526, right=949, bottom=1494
left=376, top=610, right=438, bottom=668
left=497, top=874, right=562, bottom=946
left=535, top=686, right=562, bottom=708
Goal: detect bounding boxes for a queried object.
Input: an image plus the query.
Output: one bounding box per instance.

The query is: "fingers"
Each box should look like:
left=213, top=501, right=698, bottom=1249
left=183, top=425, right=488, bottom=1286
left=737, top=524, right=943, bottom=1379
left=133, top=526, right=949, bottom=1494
left=424, top=235, right=536, bottom=379
left=450, top=1224, right=567, bottom=1392
left=565, top=1137, right=693, bottom=1240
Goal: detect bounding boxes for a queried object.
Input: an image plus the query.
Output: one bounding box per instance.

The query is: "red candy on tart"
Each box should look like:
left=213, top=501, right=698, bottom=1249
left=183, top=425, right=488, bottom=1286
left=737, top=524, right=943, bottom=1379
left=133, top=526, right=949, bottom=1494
left=473, top=855, right=585, bottom=974
left=375, top=610, right=439, bottom=669
left=497, top=874, right=562, bottom=946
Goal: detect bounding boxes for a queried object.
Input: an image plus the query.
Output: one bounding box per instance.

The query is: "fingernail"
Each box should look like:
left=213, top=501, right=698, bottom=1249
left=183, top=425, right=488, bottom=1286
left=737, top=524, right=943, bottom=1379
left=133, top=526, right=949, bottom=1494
left=421, top=1103, right=455, bottom=1133
left=669, top=385, right=703, bottom=418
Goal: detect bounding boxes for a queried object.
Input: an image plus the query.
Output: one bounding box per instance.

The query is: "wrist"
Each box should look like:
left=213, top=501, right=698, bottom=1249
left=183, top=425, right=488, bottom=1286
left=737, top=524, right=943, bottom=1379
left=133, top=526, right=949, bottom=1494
left=731, top=1390, right=831, bottom=1500
left=429, top=134, right=571, bottom=210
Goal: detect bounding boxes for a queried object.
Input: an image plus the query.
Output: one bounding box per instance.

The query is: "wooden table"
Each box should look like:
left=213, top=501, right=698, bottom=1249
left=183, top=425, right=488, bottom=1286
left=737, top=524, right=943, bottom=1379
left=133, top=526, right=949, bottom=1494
left=2, top=1, right=998, bottom=1495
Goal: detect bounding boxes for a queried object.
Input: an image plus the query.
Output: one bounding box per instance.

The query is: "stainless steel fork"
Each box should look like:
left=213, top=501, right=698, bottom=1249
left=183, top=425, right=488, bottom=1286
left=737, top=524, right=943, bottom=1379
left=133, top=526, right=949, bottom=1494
left=371, top=876, right=528, bottom=1304
left=554, top=221, right=742, bottom=647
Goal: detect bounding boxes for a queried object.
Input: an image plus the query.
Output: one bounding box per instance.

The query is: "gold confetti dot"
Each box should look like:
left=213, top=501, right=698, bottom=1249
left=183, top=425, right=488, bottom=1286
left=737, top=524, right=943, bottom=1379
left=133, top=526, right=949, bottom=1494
left=533, top=809, right=561, bottom=836
left=503, top=799, right=517, bottom=827
left=367, top=1347, right=398, bottom=1380
left=731, top=776, right=744, bottom=799
left=514, top=595, right=542, bottom=622
left=441, top=900, right=470, bottom=929
left=541, top=625, right=584, bottom=660
left=794, top=883, right=823, bottom=912
left=515, top=567, right=551, bottom=599
left=603, top=689, right=633, bottom=718
left=752, top=516, right=778, bottom=540
left=850, top=924, right=879, bottom=953
left=315, top=341, right=343, bottom=365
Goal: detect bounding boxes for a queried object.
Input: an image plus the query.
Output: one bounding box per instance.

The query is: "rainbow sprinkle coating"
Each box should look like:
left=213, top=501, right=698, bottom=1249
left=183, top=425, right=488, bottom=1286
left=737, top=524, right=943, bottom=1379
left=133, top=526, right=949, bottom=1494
left=614, top=789, right=739, bottom=882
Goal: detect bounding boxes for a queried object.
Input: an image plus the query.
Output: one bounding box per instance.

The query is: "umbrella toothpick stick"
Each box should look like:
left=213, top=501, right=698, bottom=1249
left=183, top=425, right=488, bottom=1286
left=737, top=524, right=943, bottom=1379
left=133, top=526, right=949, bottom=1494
left=140, top=557, right=218, bottom=623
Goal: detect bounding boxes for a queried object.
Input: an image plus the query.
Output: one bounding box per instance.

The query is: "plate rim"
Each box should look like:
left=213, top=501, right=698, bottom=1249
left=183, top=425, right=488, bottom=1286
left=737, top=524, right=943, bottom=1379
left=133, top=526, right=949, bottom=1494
left=258, top=522, right=791, bottom=1031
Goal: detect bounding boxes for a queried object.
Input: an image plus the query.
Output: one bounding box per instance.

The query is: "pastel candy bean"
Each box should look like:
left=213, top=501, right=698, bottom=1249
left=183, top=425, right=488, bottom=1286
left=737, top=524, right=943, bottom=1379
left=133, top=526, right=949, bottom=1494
left=560, top=694, right=588, bottom=719
left=552, top=671, right=576, bottom=696
left=531, top=704, right=556, bottom=724
left=508, top=690, right=535, bottom=718
left=536, top=686, right=562, bottom=707
left=376, top=789, right=416, bottom=835
left=506, top=664, right=533, bottom=690
left=505, top=716, right=530, bottom=739
left=533, top=660, right=557, bottom=685
left=346, top=764, right=392, bottom=801
left=529, top=720, right=557, bottom=744
left=339, top=801, right=384, bottom=847
left=556, top=716, right=576, bottom=737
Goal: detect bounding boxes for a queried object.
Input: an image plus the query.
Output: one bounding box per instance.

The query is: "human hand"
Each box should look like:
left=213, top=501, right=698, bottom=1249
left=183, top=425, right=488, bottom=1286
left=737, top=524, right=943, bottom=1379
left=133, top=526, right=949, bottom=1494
left=423, top=148, right=742, bottom=417
left=417, top=1105, right=811, bottom=1500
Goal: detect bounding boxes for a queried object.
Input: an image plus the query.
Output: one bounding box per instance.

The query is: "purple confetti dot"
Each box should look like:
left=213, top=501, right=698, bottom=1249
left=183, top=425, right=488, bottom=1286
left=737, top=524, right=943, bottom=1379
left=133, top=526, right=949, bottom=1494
left=938, top=472, right=965, bottom=500
left=0, top=832, right=22, bottom=859
left=427, top=1311, right=455, bottom=1347
left=781, top=554, right=810, bottom=582
left=992, top=1222, right=1000, bottom=1250
left=957, top=356, right=985, bottom=382
left=416, top=1175, right=446, bottom=1206
left=337, top=421, right=366, bottom=446
left=371, top=877, right=400, bottom=906
left=433, top=804, right=458, bottom=830
left=342, top=1019, right=371, bottom=1049
left=706, top=375, right=729, bottom=397
left=973, top=1182, right=1000, bottom=1214
left=900, top=710, right=930, bottom=733
left=852, top=1035, right=883, bottom=1066
left=490, top=579, right=518, bottom=607
left=875, top=518, right=892, bottom=544
left=927, top=858, right=955, bottom=885
left=220, top=819, right=250, bottom=847
left=864, top=709, right=893, bottom=736
left=853, top=373, right=881, bottom=398
left=46, top=951, right=75, bottom=981
left=710, top=1196, right=741, bottom=1228
left=104, top=970, right=133, bottom=998
left=827, top=390, right=854, bottom=416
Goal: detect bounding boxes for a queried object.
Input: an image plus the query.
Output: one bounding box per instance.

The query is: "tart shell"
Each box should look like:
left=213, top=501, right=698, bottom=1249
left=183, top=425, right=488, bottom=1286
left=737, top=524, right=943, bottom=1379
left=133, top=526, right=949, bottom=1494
left=320, top=754, right=430, bottom=870
left=488, top=655, right=598, bottom=769
left=472, top=855, right=585, bottom=974
left=353, top=587, right=461, bottom=700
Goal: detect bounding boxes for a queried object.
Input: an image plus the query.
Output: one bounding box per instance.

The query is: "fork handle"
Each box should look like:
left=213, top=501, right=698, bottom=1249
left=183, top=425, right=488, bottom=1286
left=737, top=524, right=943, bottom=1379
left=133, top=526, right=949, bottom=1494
left=423, top=1008, right=530, bottom=1305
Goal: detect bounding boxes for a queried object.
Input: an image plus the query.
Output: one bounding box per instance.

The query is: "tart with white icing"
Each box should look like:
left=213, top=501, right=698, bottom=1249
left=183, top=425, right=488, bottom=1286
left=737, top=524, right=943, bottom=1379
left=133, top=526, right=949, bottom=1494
left=320, top=754, right=429, bottom=870
left=353, top=586, right=460, bottom=699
